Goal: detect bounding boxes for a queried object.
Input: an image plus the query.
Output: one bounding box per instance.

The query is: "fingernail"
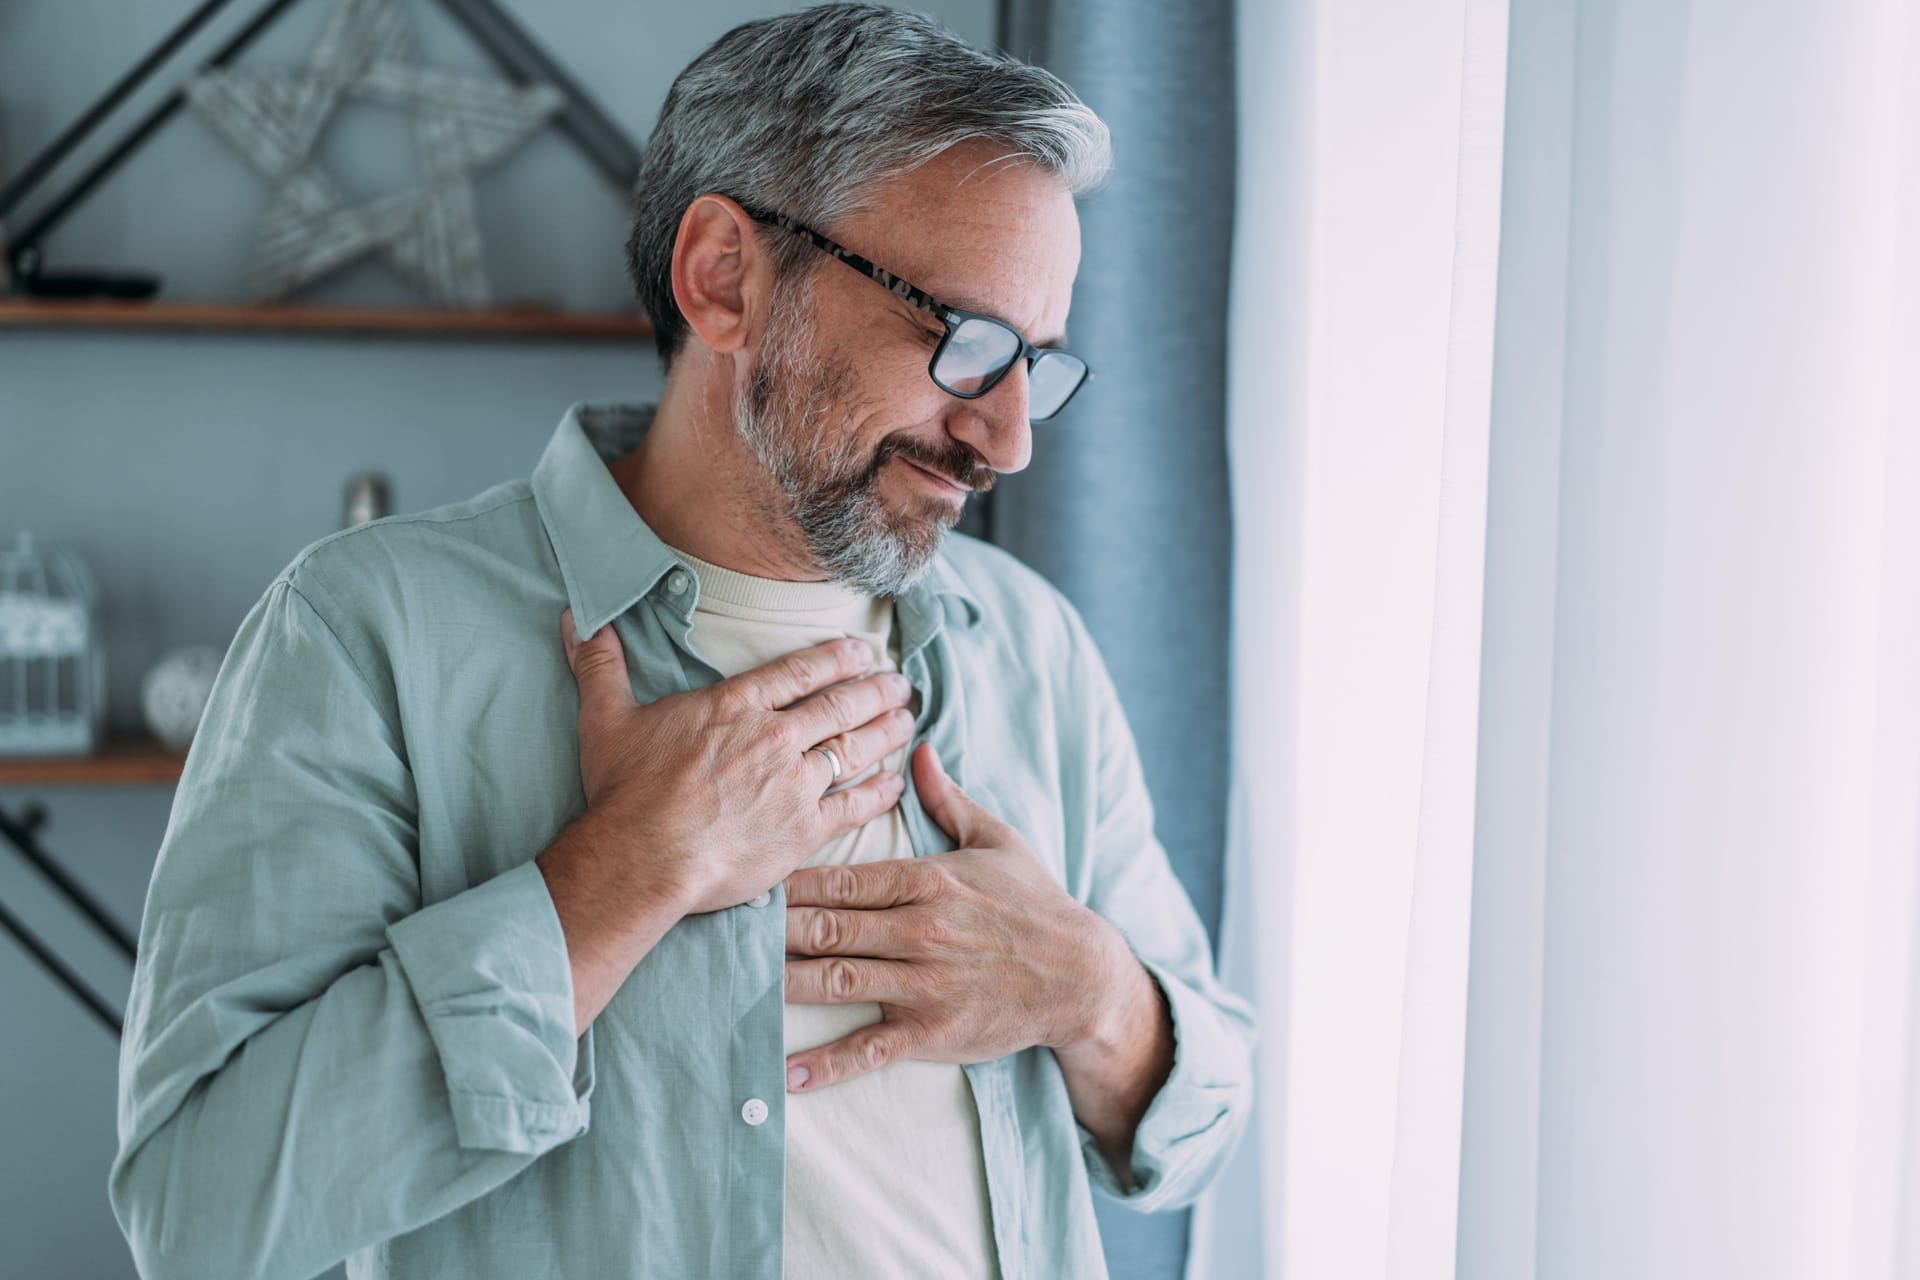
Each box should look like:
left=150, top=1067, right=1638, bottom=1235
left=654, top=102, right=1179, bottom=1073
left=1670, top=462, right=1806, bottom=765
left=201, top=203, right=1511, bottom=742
left=787, top=1064, right=810, bottom=1091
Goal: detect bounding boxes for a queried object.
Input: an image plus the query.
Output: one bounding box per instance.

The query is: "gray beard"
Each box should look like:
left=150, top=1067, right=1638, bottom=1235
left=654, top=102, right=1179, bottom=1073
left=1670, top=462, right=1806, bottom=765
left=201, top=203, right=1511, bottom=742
left=731, top=279, right=960, bottom=598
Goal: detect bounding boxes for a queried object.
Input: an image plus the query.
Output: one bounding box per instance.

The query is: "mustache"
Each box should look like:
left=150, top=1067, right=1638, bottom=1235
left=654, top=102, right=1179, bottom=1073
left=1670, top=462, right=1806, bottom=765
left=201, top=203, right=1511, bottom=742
left=874, top=435, right=996, bottom=493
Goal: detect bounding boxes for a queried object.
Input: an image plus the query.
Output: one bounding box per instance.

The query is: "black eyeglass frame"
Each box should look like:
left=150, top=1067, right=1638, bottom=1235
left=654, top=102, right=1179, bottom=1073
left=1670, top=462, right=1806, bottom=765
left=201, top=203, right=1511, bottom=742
left=739, top=204, right=1091, bottom=423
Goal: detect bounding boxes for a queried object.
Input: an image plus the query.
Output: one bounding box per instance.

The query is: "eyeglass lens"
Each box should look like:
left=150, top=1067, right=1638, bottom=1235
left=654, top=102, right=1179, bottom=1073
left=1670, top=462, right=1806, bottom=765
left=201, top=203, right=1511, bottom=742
left=1027, top=351, right=1087, bottom=419
left=934, top=317, right=1088, bottom=419
left=935, top=318, right=1021, bottom=393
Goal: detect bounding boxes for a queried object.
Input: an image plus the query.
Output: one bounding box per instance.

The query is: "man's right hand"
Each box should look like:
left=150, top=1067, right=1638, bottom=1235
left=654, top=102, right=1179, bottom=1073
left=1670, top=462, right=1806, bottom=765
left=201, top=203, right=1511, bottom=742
left=557, top=605, right=915, bottom=917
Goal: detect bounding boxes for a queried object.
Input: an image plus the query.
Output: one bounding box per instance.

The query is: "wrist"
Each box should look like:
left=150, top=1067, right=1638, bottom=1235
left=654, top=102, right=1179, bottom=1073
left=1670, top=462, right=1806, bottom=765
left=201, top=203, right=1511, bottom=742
left=1057, top=910, right=1151, bottom=1056
left=568, top=806, right=699, bottom=924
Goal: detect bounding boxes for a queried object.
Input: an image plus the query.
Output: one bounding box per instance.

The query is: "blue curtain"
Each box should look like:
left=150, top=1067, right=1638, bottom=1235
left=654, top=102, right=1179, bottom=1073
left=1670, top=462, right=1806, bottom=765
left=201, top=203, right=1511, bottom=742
left=988, top=2, right=1237, bottom=1276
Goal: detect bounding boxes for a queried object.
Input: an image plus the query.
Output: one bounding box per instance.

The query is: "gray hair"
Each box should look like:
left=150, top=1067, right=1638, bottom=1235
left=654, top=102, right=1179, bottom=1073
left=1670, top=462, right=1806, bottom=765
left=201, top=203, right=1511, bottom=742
left=623, top=2, right=1112, bottom=371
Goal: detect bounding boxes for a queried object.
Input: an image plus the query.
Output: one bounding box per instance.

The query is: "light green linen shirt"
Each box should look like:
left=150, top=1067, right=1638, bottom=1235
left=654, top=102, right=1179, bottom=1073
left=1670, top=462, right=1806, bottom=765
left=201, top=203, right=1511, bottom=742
left=109, top=401, right=1257, bottom=1280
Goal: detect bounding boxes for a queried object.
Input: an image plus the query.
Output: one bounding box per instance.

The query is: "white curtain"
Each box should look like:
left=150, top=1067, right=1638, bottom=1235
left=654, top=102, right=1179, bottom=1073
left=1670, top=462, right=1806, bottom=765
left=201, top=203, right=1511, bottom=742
left=1199, top=1, right=1920, bottom=1277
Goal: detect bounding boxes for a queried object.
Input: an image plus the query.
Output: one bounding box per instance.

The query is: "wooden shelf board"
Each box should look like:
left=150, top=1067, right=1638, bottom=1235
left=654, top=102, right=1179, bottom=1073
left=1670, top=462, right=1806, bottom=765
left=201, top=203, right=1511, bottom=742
left=0, top=298, right=655, bottom=339
left=0, top=736, right=186, bottom=787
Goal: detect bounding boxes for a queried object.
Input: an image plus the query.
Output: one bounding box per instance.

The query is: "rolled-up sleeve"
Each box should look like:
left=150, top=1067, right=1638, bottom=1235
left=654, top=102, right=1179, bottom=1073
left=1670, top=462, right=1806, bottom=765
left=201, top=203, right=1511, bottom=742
left=1059, top=598, right=1258, bottom=1212
left=109, top=570, right=593, bottom=1280
left=386, top=858, right=595, bottom=1153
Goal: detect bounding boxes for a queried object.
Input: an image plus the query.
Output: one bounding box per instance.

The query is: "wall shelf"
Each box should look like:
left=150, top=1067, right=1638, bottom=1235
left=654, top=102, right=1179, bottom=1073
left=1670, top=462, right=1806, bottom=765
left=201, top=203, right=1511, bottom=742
left=0, top=298, right=655, bottom=340
left=0, top=736, right=186, bottom=787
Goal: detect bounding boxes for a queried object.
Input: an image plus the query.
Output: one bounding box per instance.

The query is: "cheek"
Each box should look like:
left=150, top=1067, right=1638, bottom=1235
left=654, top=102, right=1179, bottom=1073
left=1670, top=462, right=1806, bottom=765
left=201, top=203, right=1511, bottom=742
left=808, top=309, right=949, bottom=450
left=852, top=339, right=952, bottom=432
left=881, top=332, right=942, bottom=395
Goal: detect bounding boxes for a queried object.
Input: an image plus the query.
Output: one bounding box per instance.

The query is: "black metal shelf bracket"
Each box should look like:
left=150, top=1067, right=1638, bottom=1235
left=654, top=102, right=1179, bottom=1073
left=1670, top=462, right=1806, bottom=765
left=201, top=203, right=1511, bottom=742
left=0, top=800, right=136, bottom=1038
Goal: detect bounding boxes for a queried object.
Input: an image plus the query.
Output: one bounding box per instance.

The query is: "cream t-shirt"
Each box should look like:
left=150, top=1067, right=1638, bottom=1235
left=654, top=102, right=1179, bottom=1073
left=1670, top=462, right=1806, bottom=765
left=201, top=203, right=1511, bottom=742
left=665, top=544, right=1000, bottom=1280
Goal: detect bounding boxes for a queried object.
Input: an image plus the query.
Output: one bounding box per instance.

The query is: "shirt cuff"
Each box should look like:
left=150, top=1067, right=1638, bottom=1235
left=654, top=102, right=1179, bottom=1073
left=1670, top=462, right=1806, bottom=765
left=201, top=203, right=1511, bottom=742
left=387, top=858, right=596, bottom=1155
left=1078, top=953, right=1250, bottom=1207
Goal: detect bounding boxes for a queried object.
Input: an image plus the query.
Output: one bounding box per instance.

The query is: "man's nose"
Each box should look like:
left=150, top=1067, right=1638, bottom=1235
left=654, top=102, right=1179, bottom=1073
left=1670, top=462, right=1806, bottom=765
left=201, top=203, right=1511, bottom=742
left=947, top=361, right=1034, bottom=475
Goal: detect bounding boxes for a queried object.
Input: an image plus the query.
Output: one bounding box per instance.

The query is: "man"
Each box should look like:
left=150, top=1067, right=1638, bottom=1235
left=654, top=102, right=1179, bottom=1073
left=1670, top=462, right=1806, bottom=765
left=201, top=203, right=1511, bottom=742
left=110, top=5, right=1255, bottom=1278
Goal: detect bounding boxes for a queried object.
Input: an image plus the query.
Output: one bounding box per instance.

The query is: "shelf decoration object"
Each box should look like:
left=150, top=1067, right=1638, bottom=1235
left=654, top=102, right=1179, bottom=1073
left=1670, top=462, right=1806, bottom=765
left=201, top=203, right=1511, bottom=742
left=0, top=0, right=643, bottom=304
left=140, top=646, right=227, bottom=754
left=185, top=0, right=562, bottom=305
left=0, top=531, right=107, bottom=758
left=343, top=470, right=394, bottom=526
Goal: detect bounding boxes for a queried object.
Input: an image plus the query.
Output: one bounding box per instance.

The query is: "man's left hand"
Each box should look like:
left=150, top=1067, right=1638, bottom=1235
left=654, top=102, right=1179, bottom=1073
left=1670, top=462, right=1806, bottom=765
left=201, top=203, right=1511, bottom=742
left=781, top=740, right=1132, bottom=1093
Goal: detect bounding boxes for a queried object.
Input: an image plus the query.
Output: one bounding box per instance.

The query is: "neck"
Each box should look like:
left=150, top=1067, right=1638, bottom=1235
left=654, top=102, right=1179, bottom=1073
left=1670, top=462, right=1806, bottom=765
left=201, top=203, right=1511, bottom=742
left=610, top=354, right=828, bottom=582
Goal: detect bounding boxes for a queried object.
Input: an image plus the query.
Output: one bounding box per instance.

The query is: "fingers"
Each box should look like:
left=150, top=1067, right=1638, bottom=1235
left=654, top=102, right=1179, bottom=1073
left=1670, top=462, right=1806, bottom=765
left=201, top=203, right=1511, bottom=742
left=910, top=743, right=1009, bottom=848
left=783, top=669, right=914, bottom=749
left=811, top=706, right=915, bottom=790
left=785, top=1021, right=922, bottom=1094
left=725, top=636, right=874, bottom=710
left=786, top=904, right=911, bottom=958
left=785, top=857, right=932, bottom=910
left=783, top=956, right=917, bottom=1005
left=812, top=767, right=905, bottom=838
left=560, top=607, right=633, bottom=709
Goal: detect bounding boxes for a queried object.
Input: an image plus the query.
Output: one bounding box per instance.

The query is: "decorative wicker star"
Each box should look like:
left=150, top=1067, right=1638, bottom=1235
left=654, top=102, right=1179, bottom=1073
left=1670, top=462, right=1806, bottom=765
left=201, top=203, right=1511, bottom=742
left=184, top=0, right=563, bottom=305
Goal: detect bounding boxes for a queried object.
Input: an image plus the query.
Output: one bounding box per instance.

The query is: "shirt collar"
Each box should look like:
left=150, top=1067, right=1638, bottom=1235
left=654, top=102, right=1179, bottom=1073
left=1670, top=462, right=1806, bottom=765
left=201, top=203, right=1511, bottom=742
left=531, top=401, right=982, bottom=645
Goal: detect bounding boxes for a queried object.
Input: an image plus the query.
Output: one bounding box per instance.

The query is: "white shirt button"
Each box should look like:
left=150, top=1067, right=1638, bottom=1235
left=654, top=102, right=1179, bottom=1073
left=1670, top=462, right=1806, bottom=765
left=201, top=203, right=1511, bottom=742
left=741, top=1097, right=768, bottom=1126
left=666, top=570, right=689, bottom=595
left=749, top=891, right=771, bottom=908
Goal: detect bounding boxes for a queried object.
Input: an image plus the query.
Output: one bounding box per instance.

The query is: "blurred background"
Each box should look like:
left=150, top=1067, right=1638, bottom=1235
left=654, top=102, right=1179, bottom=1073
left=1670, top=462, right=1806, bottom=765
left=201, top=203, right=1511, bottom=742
left=5, top=1, right=1919, bottom=1279
left=0, top=3, right=1001, bottom=1278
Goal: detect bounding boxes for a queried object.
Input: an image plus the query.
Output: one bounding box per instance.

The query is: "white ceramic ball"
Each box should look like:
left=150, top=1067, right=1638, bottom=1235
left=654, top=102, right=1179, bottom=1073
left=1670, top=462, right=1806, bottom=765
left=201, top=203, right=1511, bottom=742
left=141, top=645, right=227, bottom=753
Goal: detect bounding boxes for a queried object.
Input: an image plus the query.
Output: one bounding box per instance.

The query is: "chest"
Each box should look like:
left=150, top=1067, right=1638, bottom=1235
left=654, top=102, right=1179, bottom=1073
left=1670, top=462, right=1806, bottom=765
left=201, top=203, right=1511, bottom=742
left=395, top=606, right=1074, bottom=910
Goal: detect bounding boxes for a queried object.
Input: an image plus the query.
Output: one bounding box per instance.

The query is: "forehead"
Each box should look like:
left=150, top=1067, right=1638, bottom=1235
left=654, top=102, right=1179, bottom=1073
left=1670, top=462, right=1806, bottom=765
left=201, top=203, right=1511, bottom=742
left=828, top=141, right=1081, bottom=335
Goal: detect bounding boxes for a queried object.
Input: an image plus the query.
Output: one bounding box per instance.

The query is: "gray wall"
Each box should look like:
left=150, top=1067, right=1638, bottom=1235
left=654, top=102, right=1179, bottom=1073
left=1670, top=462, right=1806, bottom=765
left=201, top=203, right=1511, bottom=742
left=0, top=2, right=990, bottom=1276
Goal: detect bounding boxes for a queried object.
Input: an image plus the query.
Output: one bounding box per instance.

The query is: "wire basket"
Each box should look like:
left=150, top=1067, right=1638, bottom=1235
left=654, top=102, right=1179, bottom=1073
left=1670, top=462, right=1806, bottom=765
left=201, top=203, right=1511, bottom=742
left=0, top=530, right=106, bottom=756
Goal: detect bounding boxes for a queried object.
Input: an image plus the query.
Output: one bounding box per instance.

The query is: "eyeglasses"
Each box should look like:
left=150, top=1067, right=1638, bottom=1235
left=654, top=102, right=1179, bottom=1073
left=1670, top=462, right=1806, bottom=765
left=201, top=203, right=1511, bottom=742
left=740, top=204, right=1091, bottom=423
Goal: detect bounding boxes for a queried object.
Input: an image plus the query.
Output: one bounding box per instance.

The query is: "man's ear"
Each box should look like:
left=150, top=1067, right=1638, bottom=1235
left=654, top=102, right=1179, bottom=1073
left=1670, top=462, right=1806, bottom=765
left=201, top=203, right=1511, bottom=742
left=669, top=194, right=767, bottom=358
